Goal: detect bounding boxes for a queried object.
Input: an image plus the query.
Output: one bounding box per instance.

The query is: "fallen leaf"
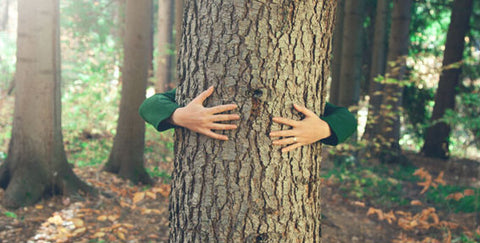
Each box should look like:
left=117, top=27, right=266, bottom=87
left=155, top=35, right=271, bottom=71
left=410, top=200, right=423, bottom=206
left=72, top=227, right=87, bottom=236
left=463, top=189, right=474, bottom=196
left=71, top=218, right=84, bottom=228
left=117, top=232, right=126, bottom=240
left=97, top=215, right=108, bottom=221
left=446, top=192, right=463, bottom=201
left=146, top=191, right=157, bottom=200
left=352, top=201, right=366, bottom=207
left=133, top=192, right=145, bottom=204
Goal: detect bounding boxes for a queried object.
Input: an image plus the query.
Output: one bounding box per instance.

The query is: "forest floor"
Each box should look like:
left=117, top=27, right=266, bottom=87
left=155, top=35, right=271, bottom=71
left=0, top=147, right=479, bottom=242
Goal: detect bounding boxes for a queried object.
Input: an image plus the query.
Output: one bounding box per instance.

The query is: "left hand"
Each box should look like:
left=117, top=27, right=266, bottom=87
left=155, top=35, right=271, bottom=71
left=270, top=104, right=331, bottom=152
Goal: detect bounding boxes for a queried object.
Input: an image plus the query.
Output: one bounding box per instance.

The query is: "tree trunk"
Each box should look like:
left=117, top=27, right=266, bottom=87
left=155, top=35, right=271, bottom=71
left=104, top=0, right=153, bottom=185
left=0, top=0, right=91, bottom=209
left=422, top=0, right=473, bottom=159
left=376, top=0, right=412, bottom=161
left=174, top=0, right=184, bottom=53
left=155, top=0, right=175, bottom=93
left=337, top=0, right=366, bottom=108
left=363, top=0, right=390, bottom=141
left=170, top=1, right=336, bottom=242
left=0, top=0, right=9, bottom=31
left=329, top=0, right=345, bottom=105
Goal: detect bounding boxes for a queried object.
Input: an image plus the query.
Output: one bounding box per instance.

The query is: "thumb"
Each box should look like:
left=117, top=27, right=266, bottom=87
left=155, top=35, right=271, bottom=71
left=192, top=86, right=214, bottom=104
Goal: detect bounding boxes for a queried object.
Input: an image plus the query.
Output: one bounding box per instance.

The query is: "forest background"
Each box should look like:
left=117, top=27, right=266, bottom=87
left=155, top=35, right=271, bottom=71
left=0, top=0, right=479, bottom=242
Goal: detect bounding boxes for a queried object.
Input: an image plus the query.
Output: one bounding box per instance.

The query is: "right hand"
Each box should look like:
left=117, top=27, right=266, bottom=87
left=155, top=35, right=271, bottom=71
left=169, top=86, right=240, bottom=140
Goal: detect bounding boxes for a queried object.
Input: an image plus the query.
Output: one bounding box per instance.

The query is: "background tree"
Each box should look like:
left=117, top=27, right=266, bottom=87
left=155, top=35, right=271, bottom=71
left=376, top=0, right=413, bottom=161
left=155, top=0, right=175, bottom=93
left=0, top=0, right=91, bottom=208
left=104, top=0, right=153, bottom=184
left=363, top=0, right=390, bottom=141
left=337, top=0, right=366, bottom=108
left=170, top=1, right=336, bottom=241
left=329, top=0, right=345, bottom=105
left=422, top=0, right=474, bottom=159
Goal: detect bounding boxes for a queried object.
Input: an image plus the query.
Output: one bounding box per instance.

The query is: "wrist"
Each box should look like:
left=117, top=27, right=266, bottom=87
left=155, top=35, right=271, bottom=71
left=169, top=107, right=185, bottom=127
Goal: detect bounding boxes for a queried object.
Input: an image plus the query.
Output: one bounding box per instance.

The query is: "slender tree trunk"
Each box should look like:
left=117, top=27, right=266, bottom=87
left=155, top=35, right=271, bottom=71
left=104, top=0, right=153, bottom=185
left=422, top=0, right=473, bottom=159
left=175, top=0, right=184, bottom=50
left=171, top=1, right=336, bottom=242
left=329, top=0, right=345, bottom=104
left=338, top=0, right=366, bottom=108
left=0, top=0, right=9, bottom=31
left=376, top=0, right=412, bottom=161
left=155, top=0, right=174, bottom=92
left=0, top=0, right=91, bottom=208
left=363, top=0, right=390, bottom=141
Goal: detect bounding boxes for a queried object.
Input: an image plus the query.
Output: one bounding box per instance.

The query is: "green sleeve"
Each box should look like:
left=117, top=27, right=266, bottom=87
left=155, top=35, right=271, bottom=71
left=139, top=88, right=179, bottom=132
left=320, top=102, right=357, bottom=146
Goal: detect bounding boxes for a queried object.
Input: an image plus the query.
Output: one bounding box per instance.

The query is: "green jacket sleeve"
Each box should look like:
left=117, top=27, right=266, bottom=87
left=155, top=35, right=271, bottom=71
left=320, top=102, right=357, bottom=146
left=139, top=89, right=357, bottom=146
left=139, top=88, right=179, bottom=132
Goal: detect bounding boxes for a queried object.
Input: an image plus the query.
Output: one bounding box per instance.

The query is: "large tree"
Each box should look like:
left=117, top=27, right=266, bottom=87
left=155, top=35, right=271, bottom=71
left=104, top=0, right=153, bottom=184
left=170, top=1, right=336, bottom=242
left=0, top=0, right=91, bottom=208
left=422, top=0, right=473, bottom=159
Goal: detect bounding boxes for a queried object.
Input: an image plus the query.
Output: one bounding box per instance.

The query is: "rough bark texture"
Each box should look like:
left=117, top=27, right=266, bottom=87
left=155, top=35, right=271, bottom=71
left=104, top=0, right=153, bottom=185
left=155, top=0, right=175, bottom=92
left=171, top=1, right=336, bottom=242
left=376, top=0, right=412, bottom=161
left=422, top=0, right=473, bottom=159
left=329, top=0, right=345, bottom=105
left=0, top=0, right=91, bottom=208
left=337, top=0, right=366, bottom=107
left=363, top=0, right=390, bottom=141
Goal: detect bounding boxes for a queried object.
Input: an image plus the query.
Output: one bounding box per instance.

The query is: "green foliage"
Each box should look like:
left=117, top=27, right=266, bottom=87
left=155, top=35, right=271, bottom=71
left=442, top=91, right=480, bottom=152
left=402, top=84, right=435, bottom=144
left=323, top=158, right=416, bottom=208
left=425, top=186, right=479, bottom=213
left=4, top=211, right=17, bottom=219
left=0, top=32, right=16, bottom=92
left=410, top=0, right=452, bottom=56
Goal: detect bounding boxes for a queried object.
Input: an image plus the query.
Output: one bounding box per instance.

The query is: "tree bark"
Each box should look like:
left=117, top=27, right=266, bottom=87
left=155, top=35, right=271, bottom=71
left=363, top=0, right=390, bottom=141
left=171, top=1, right=336, bottom=242
left=0, top=0, right=92, bottom=209
left=422, top=0, right=473, bottom=159
left=329, top=0, right=345, bottom=105
left=104, top=0, right=153, bottom=185
left=337, top=0, right=366, bottom=108
left=155, top=0, right=175, bottom=93
left=376, top=0, right=412, bottom=161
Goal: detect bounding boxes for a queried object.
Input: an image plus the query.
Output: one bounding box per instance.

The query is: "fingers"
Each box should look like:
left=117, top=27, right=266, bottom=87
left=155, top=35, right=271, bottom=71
left=209, top=123, right=238, bottom=131
left=293, top=104, right=316, bottom=117
left=207, top=104, right=238, bottom=114
left=269, top=129, right=295, bottom=138
left=272, top=117, right=298, bottom=127
left=192, top=86, right=214, bottom=104
left=202, top=130, right=229, bottom=141
left=281, top=143, right=303, bottom=153
left=272, top=137, right=297, bottom=146
left=212, top=114, right=240, bottom=122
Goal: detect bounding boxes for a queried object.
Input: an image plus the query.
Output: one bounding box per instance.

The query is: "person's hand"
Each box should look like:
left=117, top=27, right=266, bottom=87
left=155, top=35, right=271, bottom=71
left=270, top=104, right=331, bottom=152
left=169, top=86, right=240, bottom=140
